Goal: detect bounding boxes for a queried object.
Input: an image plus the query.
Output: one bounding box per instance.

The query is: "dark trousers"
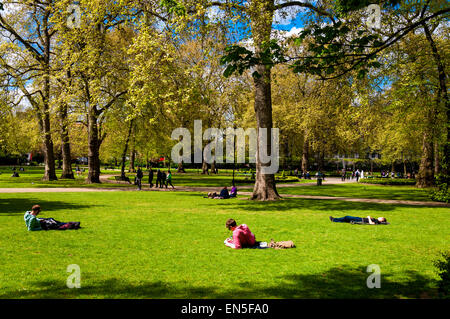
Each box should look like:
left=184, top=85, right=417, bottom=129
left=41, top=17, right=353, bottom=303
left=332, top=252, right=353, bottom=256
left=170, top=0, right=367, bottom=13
left=332, top=216, right=363, bottom=223
left=136, top=177, right=142, bottom=190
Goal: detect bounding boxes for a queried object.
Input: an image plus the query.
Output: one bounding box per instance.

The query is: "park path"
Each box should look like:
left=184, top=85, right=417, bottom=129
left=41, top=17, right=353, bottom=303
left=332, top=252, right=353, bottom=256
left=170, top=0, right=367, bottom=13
left=0, top=175, right=448, bottom=207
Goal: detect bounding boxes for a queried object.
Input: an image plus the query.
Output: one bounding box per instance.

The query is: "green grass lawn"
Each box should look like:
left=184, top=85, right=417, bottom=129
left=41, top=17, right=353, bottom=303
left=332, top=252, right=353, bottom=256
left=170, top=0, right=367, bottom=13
left=0, top=191, right=448, bottom=299
left=249, top=183, right=434, bottom=202
left=0, top=167, right=134, bottom=189
left=0, top=166, right=308, bottom=189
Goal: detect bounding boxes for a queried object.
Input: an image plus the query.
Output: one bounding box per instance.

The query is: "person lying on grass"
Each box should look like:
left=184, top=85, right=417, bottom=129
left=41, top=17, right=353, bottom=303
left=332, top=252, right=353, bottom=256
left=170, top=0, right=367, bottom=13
left=223, top=219, right=295, bottom=249
left=206, top=186, right=232, bottom=199
left=329, top=215, right=388, bottom=225
left=24, top=205, right=81, bottom=231
left=224, top=218, right=256, bottom=249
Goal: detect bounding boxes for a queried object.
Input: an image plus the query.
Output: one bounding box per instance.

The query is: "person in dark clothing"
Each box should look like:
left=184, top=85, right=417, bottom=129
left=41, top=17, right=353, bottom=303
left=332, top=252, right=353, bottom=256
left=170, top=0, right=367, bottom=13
left=24, top=205, right=81, bottom=231
left=329, top=215, right=388, bottom=225
left=161, top=171, right=167, bottom=188
left=148, top=167, right=154, bottom=188
left=136, top=167, right=143, bottom=190
left=155, top=169, right=162, bottom=188
left=219, top=186, right=230, bottom=199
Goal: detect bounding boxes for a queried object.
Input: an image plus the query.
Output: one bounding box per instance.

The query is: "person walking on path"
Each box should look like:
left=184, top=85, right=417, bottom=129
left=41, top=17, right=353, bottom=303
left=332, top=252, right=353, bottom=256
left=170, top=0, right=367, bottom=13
left=148, top=167, right=154, bottom=188
left=160, top=171, right=167, bottom=188
left=166, top=171, right=174, bottom=189
left=155, top=169, right=162, bottom=188
left=136, top=167, right=143, bottom=190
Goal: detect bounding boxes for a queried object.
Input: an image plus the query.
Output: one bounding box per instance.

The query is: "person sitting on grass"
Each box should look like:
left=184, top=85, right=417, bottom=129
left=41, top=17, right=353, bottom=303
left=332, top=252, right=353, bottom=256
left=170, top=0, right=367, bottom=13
left=329, top=215, right=388, bottom=225
left=219, top=186, right=230, bottom=199
left=224, top=218, right=256, bottom=249
left=229, top=185, right=237, bottom=198
left=24, top=205, right=81, bottom=231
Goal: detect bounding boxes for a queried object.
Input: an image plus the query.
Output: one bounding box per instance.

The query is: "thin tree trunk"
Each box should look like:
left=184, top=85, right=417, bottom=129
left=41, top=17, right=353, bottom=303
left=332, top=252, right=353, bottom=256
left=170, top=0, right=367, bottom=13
left=434, top=140, right=440, bottom=175
left=87, top=108, right=101, bottom=183
left=302, top=135, right=309, bottom=175
left=120, top=120, right=134, bottom=180
left=60, top=102, right=74, bottom=179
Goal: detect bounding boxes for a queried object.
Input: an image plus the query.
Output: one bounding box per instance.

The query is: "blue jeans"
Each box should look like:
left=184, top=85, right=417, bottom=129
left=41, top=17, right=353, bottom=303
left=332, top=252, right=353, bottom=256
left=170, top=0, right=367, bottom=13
left=332, top=216, right=363, bottom=223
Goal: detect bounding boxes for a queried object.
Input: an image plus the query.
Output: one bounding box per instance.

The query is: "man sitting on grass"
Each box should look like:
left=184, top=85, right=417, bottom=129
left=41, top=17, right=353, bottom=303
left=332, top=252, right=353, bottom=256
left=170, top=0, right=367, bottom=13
left=329, top=215, right=388, bottom=225
left=24, top=205, right=81, bottom=231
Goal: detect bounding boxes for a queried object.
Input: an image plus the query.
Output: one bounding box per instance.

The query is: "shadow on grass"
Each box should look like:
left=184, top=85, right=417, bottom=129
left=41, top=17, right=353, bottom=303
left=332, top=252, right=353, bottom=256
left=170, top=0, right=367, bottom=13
left=209, top=197, right=401, bottom=213
left=1, top=265, right=437, bottom=299
left=0, top=197, right=93, bottom=216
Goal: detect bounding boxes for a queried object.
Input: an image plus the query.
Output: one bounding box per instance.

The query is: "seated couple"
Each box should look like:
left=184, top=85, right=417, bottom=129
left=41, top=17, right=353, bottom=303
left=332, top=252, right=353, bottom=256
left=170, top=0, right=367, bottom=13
left=207, top=186, right=237, bottom=199
left=330, top=215, right=388, bottom=225
left=224, top=219, right=295, bottom=249
left=24, top=205, right=81, bottom=231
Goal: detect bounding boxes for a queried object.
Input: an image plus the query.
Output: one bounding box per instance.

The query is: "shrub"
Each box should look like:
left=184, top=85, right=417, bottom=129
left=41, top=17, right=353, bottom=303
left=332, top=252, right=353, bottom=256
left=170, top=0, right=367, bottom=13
left=434, top=251, right=450, bottom=298
left=430, top=174, right=449, bottom=203
left=359, top=178, right=416, bottom=185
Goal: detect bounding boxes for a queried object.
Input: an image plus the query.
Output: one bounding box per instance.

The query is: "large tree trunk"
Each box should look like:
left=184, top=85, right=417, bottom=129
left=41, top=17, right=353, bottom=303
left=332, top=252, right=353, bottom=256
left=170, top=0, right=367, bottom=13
left=86, top=109, right=101, bottom=183
left=423, top=23, right=449, bottom=178
left=211, top=160, right=216, bottom=174
left=249, top=0, right=279, bottom=200
left=202, top=160, right=209, bottom=175
left=417, top=131, right=435, bottom=188
left=41, top=17, right=57, bottom=182
left=60, top=103, right=74, bottom=179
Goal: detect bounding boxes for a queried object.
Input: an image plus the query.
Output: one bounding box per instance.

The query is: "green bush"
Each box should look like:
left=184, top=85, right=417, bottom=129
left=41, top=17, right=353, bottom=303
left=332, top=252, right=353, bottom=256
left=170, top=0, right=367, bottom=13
left=430, top=174, right=449, bottom=203
left=359, top=178, right=416, bottom=185
left=434, top=251, right=450, bottom=298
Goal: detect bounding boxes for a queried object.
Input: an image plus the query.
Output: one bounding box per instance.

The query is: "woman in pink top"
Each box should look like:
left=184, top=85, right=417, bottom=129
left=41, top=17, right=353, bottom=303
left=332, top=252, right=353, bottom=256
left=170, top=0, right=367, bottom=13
left=224, top=218, right=256, bottom=249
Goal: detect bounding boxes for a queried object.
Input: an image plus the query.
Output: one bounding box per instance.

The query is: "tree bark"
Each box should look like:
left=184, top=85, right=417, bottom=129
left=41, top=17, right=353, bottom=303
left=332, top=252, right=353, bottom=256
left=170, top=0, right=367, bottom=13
left=434, top=140, right=440, bottom=175
left=250, top=0, right=280, bottom=200
left=59, top=103, right=74, bottom=179
left=211, top=160, right=216, bottom=174
left=202, top=160, right=209, bottom=174
left=129, top=149, right=136, bottom=173
left=423, top=23, right=449, bottom=178
left=417, top=131, right=435, bottom=188
left=41, top=11, right=57, bottom=181
left=86, top=109, right=101, bottom=183
left=302, top=135, right=309, bottom=175
left=120, top=120, right=134, bottom=180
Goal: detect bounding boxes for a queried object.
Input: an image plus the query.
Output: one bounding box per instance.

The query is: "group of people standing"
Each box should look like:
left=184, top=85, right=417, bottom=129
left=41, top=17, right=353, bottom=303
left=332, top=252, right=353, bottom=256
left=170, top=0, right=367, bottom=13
left=135, top=167, right=174, bottom=190
left=341, top=168, right=363, bottom=182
